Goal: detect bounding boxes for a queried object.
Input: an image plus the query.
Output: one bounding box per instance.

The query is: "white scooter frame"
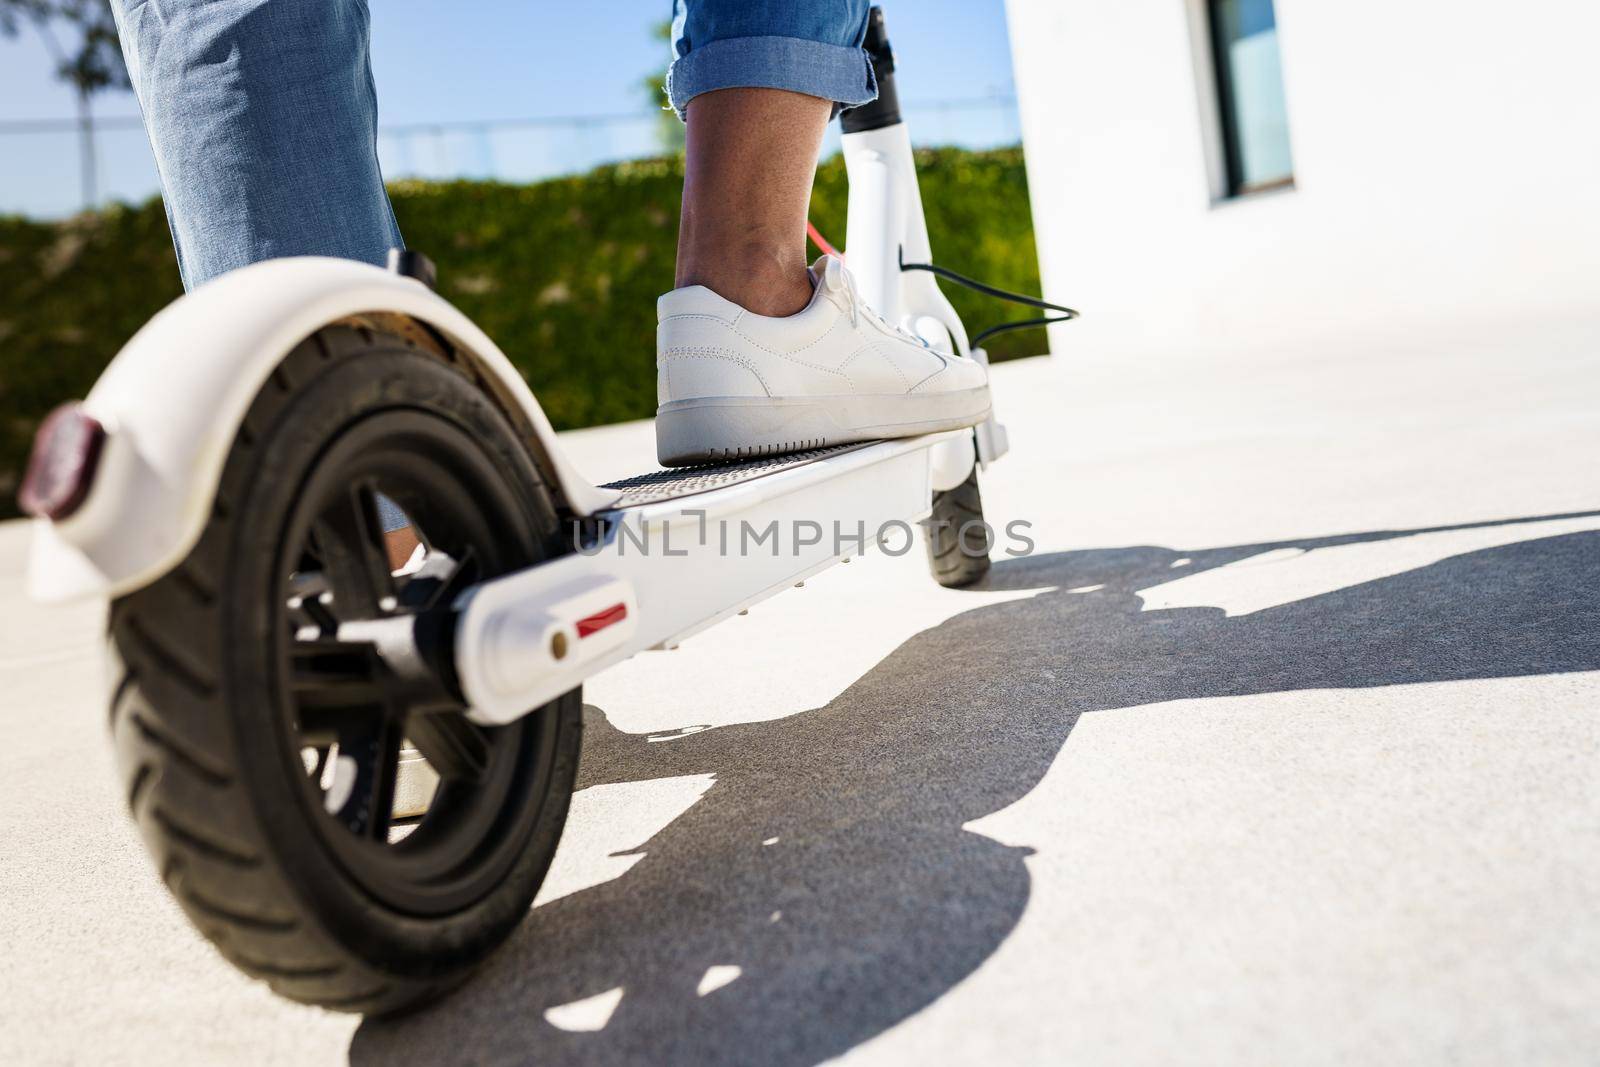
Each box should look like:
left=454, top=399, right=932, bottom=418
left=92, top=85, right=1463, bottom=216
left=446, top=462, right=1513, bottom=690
left=18, top=4, right=1018, bottom=1015
left=26, top=43, right=1008, bottom=733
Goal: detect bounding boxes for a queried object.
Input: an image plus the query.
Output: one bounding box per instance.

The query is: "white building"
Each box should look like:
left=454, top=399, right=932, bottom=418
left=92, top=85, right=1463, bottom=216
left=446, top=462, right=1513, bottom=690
left=1004, top=0, right=1600, bottom=355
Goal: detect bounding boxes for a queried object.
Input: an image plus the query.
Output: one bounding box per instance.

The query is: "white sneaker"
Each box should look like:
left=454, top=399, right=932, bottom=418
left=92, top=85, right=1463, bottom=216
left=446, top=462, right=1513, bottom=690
left=655, top=254, right=991, bottom=466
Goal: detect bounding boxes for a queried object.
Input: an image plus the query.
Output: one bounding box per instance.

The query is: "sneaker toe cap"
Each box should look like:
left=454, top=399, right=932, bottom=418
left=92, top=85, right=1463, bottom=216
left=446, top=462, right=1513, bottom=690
left=920, top=354, right=989, bottom=394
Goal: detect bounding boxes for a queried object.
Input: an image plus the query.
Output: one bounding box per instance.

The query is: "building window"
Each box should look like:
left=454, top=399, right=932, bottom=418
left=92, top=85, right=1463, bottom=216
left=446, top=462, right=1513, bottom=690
left=1208, top=0, right=1294, bottom=195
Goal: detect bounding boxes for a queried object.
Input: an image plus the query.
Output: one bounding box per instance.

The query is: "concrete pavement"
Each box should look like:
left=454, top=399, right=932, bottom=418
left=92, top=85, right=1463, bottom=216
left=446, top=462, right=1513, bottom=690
left=2, top=311, right=1597, bottom=1065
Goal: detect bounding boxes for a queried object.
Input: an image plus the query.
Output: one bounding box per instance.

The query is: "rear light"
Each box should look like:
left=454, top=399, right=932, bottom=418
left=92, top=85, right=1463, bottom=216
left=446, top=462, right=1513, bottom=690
left=576, top=602, right=629, bottom=639
left=17, top=402, right=106, bottom=521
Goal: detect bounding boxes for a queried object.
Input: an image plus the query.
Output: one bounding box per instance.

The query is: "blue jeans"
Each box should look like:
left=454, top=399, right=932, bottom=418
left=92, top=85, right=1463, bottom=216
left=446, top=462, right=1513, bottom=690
left=109, top=0, right=877, bottom=291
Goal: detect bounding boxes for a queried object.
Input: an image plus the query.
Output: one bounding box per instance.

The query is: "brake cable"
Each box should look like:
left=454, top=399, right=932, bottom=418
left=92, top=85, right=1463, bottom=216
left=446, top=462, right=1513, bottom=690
left=804, top=221, right=1078, bottom=347
left=897, top=249, right=1079, bottom=348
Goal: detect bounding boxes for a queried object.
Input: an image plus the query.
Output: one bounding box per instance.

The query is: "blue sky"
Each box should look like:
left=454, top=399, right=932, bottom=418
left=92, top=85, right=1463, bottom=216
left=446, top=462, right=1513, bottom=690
left=0, top=1, right=1021, bottom=217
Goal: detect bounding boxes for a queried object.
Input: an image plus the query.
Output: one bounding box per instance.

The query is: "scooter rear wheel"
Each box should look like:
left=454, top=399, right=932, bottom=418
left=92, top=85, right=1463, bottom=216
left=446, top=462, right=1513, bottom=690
left=107, top=326, right=581, bottom=1014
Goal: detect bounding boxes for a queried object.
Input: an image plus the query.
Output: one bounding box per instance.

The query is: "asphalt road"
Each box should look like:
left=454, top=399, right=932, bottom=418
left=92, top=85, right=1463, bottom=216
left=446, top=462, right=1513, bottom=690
left=3, top=313, right=1597, bottom=1065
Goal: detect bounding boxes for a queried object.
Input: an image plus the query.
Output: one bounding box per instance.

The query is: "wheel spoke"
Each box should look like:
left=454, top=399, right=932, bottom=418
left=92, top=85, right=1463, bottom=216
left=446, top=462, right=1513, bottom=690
left=290, top=641, right=390, bottom=700
left=407, top=710, right=491, bottom=784
left=297, top=703, right=379, bottom=743
left=289, top=641, right=395, bottom=743
left=331, top=715, right=403, bottom=841
left=290, top=591, right=340, bottom=637
left=311, top=482, right=395, bottom=620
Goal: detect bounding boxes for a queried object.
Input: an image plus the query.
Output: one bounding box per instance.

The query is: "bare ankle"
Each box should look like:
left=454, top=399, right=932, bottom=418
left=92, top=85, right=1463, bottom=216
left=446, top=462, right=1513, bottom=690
left=675, top=255, right=813, bottom=317
left=673, top=87, right=833, bottom=318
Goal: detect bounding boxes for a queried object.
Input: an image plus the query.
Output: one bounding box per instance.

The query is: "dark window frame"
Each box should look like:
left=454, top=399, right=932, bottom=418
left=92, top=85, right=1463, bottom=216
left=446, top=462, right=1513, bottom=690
left=1207, top=0, right=1295, bottom=197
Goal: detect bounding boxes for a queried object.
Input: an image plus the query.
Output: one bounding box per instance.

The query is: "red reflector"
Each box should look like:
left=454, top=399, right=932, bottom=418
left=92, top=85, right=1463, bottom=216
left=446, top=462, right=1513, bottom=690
left=576, top=602, right=628, bottom=638
left=17, top=402, right=106, bottom=521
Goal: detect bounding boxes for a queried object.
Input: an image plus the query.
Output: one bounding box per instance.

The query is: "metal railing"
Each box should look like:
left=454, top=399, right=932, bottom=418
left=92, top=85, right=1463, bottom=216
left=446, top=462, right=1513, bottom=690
left=0, top=96, right=1020, bottom=218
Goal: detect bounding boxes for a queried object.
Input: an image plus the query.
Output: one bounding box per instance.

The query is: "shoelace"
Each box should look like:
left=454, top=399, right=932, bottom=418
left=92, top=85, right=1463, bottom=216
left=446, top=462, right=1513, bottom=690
left=823, top=259, right=934, bottom=348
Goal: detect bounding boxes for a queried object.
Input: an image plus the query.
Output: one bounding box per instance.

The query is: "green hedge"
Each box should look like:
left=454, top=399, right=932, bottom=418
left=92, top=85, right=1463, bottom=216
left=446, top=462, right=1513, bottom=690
left=0, top=146, right=1043, bottom=514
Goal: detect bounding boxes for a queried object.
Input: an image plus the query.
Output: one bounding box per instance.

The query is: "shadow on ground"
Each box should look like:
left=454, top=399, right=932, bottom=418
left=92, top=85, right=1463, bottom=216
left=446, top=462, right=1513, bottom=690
left=352, top=513, right=1600, bottom=1066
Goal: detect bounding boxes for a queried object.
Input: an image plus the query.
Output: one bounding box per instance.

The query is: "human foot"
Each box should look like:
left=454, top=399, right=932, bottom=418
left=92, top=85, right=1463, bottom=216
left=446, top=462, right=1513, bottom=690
left=655, top=255, right=990, bottom=466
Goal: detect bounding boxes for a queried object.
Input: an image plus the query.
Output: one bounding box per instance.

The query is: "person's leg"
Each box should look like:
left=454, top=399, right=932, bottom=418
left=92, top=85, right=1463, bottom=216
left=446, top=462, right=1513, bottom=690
left=111, top=0, right=417, bottom=551
left=656, top=3, right=991, bottom=465
left=109, top=0, right=401, bottom=290
left=677, top=89, right=832, bottom=318
left=669, top=1, right=875, bottom=317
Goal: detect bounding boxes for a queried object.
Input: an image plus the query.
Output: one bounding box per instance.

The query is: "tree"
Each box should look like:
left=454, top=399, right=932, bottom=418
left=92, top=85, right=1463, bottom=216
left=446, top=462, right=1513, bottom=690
left=640, top=19, right=684, bottom=154
left=0, top=0, right=130, bottom=208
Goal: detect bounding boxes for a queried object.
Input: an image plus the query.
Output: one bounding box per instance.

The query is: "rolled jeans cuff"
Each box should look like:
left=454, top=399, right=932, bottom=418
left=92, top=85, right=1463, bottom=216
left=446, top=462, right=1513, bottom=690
left=667, top=35, right=877, bottom=118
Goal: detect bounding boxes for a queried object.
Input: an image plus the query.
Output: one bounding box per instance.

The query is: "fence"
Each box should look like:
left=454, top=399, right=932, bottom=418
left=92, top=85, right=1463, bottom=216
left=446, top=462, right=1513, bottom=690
left=0, top=96, right=1020, bottom=219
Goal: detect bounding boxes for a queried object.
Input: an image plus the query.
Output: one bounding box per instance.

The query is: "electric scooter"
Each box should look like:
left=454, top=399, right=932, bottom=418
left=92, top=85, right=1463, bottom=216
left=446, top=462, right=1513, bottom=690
left=19, top=8, right=1072, bottom=1014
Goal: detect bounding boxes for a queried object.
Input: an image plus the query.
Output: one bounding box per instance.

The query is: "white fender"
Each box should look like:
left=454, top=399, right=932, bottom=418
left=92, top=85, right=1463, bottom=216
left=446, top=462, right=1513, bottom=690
left=27, top=256, right=622, bottom=603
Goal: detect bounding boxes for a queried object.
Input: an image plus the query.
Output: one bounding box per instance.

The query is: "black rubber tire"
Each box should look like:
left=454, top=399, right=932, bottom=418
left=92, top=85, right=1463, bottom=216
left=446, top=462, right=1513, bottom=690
left=924, top=466, right=992, bottom=588
left=108, top=326, right=582, bottom=1015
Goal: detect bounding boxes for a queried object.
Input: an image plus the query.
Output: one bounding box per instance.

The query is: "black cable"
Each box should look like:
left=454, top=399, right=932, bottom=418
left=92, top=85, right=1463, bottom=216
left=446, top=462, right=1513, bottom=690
left=899, top=251, right=1078, bottom=348
left=970, top=315, right=1075, bottom=347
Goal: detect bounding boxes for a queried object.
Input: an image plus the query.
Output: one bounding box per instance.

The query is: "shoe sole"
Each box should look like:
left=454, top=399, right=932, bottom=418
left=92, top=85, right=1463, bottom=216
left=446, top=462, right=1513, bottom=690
left=656, top=385, right=992, bottom=466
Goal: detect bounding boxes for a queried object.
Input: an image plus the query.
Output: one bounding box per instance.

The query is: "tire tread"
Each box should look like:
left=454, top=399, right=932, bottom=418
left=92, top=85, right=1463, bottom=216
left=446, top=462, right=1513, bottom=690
left=104, top=328, right=507, bottom=1015
left=925, top=467, right=991, bottom=587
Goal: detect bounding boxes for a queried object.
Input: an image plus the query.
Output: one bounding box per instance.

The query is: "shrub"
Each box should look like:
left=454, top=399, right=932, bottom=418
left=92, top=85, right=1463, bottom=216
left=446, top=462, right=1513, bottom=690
left=0, top=146, right=1044, bottom=515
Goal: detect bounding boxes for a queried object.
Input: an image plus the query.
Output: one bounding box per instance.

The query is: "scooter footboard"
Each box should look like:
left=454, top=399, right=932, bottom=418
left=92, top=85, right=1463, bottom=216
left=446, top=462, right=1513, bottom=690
left=455, top=432, right=961, bottom=724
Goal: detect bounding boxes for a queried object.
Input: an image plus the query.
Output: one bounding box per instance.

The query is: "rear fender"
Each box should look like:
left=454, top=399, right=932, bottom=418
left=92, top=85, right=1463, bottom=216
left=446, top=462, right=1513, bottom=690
left=27, top=256, right=620, bottom=603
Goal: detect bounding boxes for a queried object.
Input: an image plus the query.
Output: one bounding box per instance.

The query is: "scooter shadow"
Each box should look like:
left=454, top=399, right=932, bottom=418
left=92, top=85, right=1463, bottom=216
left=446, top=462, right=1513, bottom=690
left=351, top=512, right=1600, bottom=1066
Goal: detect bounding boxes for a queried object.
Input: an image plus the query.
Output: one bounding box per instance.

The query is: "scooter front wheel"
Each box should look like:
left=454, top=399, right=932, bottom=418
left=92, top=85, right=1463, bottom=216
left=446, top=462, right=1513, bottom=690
left=924, top=466, right=992, bottom=588
left=108, top=326, right=581, bottom=1014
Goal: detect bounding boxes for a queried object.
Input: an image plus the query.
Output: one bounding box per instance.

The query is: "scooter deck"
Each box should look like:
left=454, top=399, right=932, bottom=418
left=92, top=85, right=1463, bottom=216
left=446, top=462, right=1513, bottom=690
left=458, top=431, right=963, bottom=723
left=601, top=443, right=872, bottom=508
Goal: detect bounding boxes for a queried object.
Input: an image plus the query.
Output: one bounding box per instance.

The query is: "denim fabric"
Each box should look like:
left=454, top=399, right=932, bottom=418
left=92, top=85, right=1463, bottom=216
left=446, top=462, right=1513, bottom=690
left=109, top=0, right=401, bottom=289
left=110, top=1, right=872, bottom=290
left=668, top=0, right=876, bottom=117
left=376, top=494, right=409, bottom=533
